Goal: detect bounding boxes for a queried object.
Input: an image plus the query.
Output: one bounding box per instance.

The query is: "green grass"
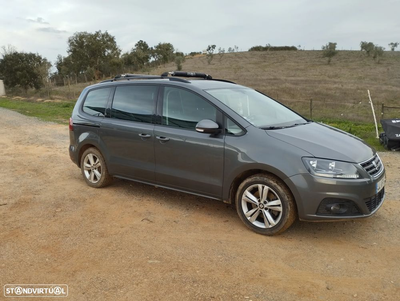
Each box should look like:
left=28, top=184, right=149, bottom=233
left=0, top=97, right=385, bottom=151
left=0, top=98, right=74, bottom=124
left=316, top=119, right=385, bottom=151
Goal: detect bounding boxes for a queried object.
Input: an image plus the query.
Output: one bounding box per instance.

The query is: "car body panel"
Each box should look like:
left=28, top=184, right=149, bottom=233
left=100, top=118, right=156, bottom=182
left=266, top=122, right=374, bottom=163
left=154, top=125, right=224, bottom=198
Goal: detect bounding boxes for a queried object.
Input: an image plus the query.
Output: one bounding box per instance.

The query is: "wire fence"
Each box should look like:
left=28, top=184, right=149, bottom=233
left=381, top=104, right=400, bottom=120
left=279, top=99, right=400, bottom=123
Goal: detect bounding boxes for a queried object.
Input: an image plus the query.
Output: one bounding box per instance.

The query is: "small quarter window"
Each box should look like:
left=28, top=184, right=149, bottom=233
left=83, top=88, right=112, bottom=116
left=226, top=117, right=245, bottom=135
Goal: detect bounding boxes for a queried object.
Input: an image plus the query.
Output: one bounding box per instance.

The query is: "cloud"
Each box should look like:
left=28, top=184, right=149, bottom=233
left=26, top=17, right=49, bottom=24
left=37, top=27, right=68, bottom=34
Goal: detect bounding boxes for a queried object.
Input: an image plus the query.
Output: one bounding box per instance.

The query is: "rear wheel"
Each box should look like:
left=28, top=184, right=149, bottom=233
left=235, top=174, right=296, bottom=235
left=80, top=148, right=112, bottom=188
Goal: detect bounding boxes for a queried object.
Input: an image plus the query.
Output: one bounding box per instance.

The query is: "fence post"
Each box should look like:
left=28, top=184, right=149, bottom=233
left=310, top=99, right=313, bottom=119
left=381, top=103, right=384, bottom=120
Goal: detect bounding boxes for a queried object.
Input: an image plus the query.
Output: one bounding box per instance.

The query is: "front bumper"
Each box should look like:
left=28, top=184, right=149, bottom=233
left=285, top=170, right=386, bottom=221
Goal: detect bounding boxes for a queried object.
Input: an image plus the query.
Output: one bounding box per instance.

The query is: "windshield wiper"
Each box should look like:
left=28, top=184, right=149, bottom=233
left=285, top=122, right=308, bottom=128
left=263, top=126, right=285, bottom=130
left=263, top=122, right=310, bottom=130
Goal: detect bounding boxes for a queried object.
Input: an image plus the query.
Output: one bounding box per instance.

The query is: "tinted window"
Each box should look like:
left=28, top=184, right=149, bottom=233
left=162, top=87, right=217, bottom=130
left=83, top=88, right=112, bottom=116
left=111, top=85, right=158, bottom=123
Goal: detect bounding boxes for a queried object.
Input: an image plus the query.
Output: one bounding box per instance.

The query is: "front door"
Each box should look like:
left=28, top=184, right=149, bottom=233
left=154, top=86, right=224, bottom=198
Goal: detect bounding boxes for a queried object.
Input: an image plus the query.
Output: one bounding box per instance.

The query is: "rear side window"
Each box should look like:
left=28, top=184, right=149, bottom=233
left=82, top=88, right=112, bottom=116
left=111, top=85, right=158, bottom=123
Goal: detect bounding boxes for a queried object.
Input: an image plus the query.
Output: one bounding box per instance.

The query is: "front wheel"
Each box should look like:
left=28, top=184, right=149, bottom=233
left=80, top=147, right=113, bottom=188
left=235, top=174, right=297, bottom=235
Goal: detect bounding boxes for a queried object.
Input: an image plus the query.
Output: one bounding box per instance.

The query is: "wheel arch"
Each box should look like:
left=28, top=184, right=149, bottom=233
left=77, top=143, right=101, bottom=168
left=226, top=167, right=297, bottom=213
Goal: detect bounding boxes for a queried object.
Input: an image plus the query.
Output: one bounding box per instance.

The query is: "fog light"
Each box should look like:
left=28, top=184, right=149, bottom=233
left=329, top=203, right=348, bottom=214
left=317, top=198, right=362, bottom=216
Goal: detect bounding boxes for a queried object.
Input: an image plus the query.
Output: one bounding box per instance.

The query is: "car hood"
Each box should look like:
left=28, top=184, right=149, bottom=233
left=266, top=122, right=374, bottom=163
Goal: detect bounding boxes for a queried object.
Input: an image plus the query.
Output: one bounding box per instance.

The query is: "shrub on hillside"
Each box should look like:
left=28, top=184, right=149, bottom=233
left=249, top=45, right=298, bottom=51
left=322, top=42, right=338, bottom=64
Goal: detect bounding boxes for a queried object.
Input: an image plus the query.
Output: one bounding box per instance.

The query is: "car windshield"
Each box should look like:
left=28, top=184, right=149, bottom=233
left=206, top=88, right=307, bottom=129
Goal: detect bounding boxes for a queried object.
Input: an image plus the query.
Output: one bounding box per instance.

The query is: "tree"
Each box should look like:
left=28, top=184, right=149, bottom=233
left=152, top=42, right=175, bottom=66
left=122, top=40, right=152, bottom=71
left=360, top=41, right=375, bottom=56
left=388, top=42, right=399, bottom=51
left=206, top=44, right=216, bottom=64
left=66, top=30, right=121, bottom=79
left=0, top=51, right=51, bottom=91
left=1, top=44, right=17, bottom=56
left=55, top=54, right=74, bottom=77
left=133, top=40, right=151, bottom=67
left=359, top=41, right=385, bottom=63
left=322, top=42, right=338, bottom=64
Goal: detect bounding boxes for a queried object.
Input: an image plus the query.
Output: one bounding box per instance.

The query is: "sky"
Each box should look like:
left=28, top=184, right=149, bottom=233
left=0, top=0, right=399, bottom=66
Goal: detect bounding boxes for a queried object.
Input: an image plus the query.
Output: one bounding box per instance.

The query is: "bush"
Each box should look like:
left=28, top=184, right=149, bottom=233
left=249, top=45, right=297, bottom=51
left=321, top=42, right=338, bottom=64
left=360, top=41, right=375, bottom=56
left=175, top=54, right=185, bottom=71
left=206, top=45, right=216, bottom=64
left=373, top=46, right=384, bottom=62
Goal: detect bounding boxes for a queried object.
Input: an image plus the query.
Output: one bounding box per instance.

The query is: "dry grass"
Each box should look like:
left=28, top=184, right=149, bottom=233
left=6, top=50, right=400, bottom=122
left=159, top=50, right=400, bottom=121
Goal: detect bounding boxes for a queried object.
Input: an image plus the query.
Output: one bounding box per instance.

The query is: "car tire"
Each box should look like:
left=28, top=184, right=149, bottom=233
left=80, top=147, right=113, bottom=188
left=235, top=174, right=297, bottom=235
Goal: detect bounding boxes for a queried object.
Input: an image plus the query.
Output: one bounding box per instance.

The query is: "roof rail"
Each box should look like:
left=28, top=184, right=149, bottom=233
left=161, top=71, right=213, bottom=80
left=100, top=73, right=190, bottom=83
left=161, top=71, right=236, bottom=84
left=114, top=74, right=160, bottom=80
left=99, top=72, right=236, bottom=85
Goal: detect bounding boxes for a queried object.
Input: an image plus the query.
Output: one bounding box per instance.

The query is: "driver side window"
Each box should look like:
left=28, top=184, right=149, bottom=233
left=162, top=87, right=217, bottom=130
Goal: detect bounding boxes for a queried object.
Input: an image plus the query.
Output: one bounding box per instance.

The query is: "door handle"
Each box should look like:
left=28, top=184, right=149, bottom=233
left=138, top=133, right=151, bottom=138
left=156, top=136, right=170, bottom=142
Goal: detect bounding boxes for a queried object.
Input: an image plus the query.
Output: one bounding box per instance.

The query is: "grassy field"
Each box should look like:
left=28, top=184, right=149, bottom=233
left=3, top=50, right=399, bottom=151
left=0, top=97, right=74, bottom=124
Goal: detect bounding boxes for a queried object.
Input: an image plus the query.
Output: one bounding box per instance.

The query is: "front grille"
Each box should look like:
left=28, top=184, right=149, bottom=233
left=359, top=154, right=383, bottom=178
left=365, top=188, right=385, bottom=213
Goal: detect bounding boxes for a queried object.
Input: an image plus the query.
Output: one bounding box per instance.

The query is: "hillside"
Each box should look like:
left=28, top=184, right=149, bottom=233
left=6, top=50, right=400, bottom=123
left=157, top=51, right=400, bottom=121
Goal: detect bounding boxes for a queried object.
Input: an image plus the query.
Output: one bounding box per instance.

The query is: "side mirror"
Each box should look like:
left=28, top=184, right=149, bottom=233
left=195, top=119, right=220, bottom=134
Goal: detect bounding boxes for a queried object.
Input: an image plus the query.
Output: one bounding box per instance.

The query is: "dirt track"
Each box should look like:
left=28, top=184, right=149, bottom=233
left=0, top=107, right=399, bottom=301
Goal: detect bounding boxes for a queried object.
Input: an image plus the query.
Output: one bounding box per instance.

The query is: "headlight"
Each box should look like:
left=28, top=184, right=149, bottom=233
left=302, top=158, right=360, bottom=179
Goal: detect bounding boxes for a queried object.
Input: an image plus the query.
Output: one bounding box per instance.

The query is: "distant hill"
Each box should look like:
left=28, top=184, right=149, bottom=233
left=157, top=50, right=400, bottom=121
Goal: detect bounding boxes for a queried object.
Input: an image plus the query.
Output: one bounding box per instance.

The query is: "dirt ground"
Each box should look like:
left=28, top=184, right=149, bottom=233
left=0, top=108, right=399, bottom=301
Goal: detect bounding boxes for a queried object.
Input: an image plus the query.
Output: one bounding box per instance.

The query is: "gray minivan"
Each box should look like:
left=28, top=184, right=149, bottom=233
left=69, top=72, right=386, bottom=235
